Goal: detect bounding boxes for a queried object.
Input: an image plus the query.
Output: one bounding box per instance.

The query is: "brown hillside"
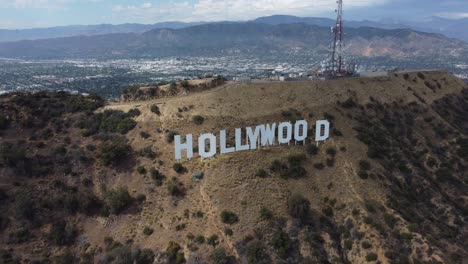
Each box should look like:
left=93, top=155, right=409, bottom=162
left=0, top=70, right=466, bottom=263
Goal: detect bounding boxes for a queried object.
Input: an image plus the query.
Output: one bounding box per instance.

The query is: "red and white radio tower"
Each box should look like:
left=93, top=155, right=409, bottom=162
left=323, top=0, right=356, bottom=79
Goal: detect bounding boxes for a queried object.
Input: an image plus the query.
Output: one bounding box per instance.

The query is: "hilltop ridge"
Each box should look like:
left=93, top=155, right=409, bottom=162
left=0, top=70, right=467, bottom=263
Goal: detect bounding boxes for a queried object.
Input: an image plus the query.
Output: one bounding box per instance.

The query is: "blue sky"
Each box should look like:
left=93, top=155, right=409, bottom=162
left=0, top=0, right=467, bottom=29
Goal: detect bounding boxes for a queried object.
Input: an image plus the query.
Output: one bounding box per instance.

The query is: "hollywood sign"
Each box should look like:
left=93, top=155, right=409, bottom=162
left=174, top=120, right=330, bottom=160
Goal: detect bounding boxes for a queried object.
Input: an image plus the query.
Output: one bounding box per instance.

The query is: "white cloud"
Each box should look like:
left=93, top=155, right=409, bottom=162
left=111, top=0, right=388, bottom=23
left=435, top=12, right=468, bottom=19
left=0, top=0, right=96, bottom=9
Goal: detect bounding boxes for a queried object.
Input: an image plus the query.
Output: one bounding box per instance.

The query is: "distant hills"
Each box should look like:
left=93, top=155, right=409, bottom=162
left=0, top=15, right=467, bottom=43
left=0, top=22, right=466, bottom=60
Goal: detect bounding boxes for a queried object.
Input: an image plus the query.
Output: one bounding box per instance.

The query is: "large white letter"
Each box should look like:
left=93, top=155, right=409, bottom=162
left=294, top=120, right=308, bottom=144
left=175, top=134, right=193, bottom=160
left=246, top=126, right=261, bottom=149
left=220, top=130, right=235, bottom=154
left=278, top=122, right=292, bottom=145
left=198, top=133, right=217, bottom=158
left=260, top=123, right=277, bottom=146
left=235, top=128, right=250, bottom=151
left=315, top=120, right=330, bottom=142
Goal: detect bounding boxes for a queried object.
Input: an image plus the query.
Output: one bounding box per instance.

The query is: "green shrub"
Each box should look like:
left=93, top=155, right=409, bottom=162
left=246, top=240, right=271, bottom=264
left=150, top=168, right=166, bottom=186
left=14, top=192, right=36, bottom=221
left=137, top=166, right=147, bottom=175
left=326, top=147, right=336, bottom=157
left=98, top=138, right=131, bottom=166
left=166, top=241, right=185, bottom=264
left=358, top=170, right=369, bottom=179
left=341, top=98, right=357, bottom=108
left=366, top=253, right=378, bottom=262
left=128, top=108, right=141, bottom=117
left=344, top=240, right=353, bottom=250
left=173, top=163, right=185, bottom=173
left=192, top=115, right=205, bottom=125
left=359, top=160, right=371, bottom=171
left=384, top=213, right=397, bottom=228
left=0, top=115, right=9, bottom=130
left=166, top=131, right=178, bottom=143
left=313, top=163, right=325, bottom=170
left=140, top=131, right=151, bottom=139
left=8, top=228, right=31, bottom=244
left=211, top=247, right=228, bottom=264
left=224, top=228, right=233, bottom=236
left=139, top=146, right=155, bottom=159
left=259, top=207, right=273, bottom=220
left=207, top=235, right=219, bottom=247
left=255, top=169, right=268, bottom=178
left=221, top=211, right=239, bottom=224
left=49, top=219, right=77, bottom=246
left=272, top=230, right=292, bottom=259
left=288, top=194, right=310, bottom=221
left=195, top=235, right=205, bottom=244
left=143, top=227, right=154, bottom=236
left=362, top=241, right=372, bottom=249
left=150, top=104, right=161, bottom=115
left=287, top=154, right=306, bottom=167
left=104, top=188, right=133, bottom=215
left=322, top=206, right=333, bottom=217
left=307, top=145, right=319, bottom=155
left=167, top=178, right=184, bottom=197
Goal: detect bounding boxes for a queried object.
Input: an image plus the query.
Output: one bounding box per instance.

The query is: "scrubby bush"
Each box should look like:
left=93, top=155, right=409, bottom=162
left=224, top=228, right=233, bottom=236
left=128, top=108, right=141, bottom=117
left=246, top=240, right=271, bottom=264
left=314, top=163, right=325, bottom=170
left=173, top=163, right=185, bottom=173
left=98, top=138, right=131, bottom=166
left=287, top=154, right=306, bottom=167
left=207, top=235, right=219, bottom=247
left=359, top=160, right=371, bottom=171
left=211, top=247, right=229, bottom=264
left=326, top=147, right=337, bottom=157
left=366, top=253, right=378, bottom=261
left=307, top=145, right=319, bottom=155
left=221, top=211, right=239, bottom=224
left=358, top=170, right=369, bottom=179
left=362, top=241, right=372, bottom=249
left=341, top=98, right=357, bottom=108
left=104, top=188, right=133, bottom=215
left=143, top=227, right=154, bottom=236
left=137, top=166, right=147, bottom=175
left=259, top=207, right=273, bottom=220
left=140, top=131, right=151, bottom=139
left=192, top=115, right=205, bottom=125
left=49, top=219, right=77, bottom=246
left=384, top=213, right=397, bottom=228
left=288, top=194, right=310, bottom=221
left=167, top=177, right=184, bottom=197
left=166, top=130, right=178, bottom=143
left=195, top=235, right=205, bottom=244
left=255, top=169, right=268, bottom=178
left=166, top=241, right=185, bottom=264
left=150, top=104, right=161, bottom=115
left=272, top=230, right=292, bottom=259
left=0, top=115, right=9, bottom=130
left=14, top=192, right=36, bottom=221
left=150, top=168, right=166, bottom=186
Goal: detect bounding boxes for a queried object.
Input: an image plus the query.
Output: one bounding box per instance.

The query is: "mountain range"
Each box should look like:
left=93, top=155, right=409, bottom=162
left=0, top=15, right=467, bottom=43
left=0, top=22, right=466, bottom=61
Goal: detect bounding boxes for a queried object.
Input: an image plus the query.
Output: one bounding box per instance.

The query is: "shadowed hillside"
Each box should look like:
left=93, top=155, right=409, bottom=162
left=0, top=71, right=467, bottom=263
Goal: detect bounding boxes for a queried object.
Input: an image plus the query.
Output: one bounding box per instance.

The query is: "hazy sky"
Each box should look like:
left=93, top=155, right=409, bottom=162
left=0, top=0, right=467, bottom=29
